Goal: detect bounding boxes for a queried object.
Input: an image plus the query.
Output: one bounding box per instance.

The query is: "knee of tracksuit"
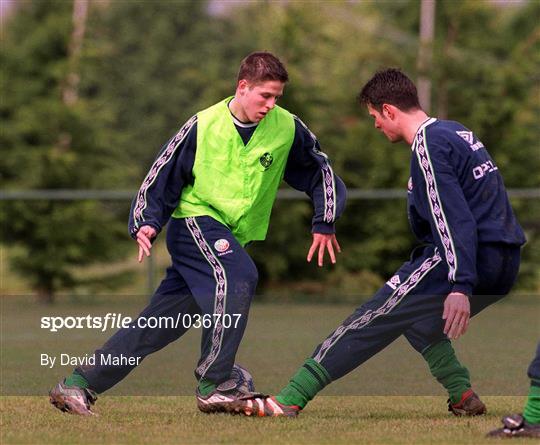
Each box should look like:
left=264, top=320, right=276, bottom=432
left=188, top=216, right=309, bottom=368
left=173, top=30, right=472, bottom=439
left=245, top=263, right=259, bottom=289
left=235, top=263, right=259, bottom=296
left=226, top=264, right=258, bottom=315
left=405, top=331, right=447, bottom=354
left=404, top=317, right=447, bottom=354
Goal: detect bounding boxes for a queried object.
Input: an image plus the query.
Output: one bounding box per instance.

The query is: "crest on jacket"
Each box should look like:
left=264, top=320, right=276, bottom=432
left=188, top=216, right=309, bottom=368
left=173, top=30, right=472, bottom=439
left=259, top=152, right=273, bottom=169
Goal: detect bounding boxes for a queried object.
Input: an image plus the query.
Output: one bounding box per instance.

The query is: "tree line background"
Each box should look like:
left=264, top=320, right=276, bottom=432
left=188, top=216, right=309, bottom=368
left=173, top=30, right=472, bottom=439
left=1, top=0, right=539, bottom=303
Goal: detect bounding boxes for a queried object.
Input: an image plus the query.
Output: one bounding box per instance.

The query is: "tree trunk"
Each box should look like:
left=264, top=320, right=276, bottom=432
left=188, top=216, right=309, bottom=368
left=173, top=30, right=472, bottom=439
left=62, top=0, right=89, bottom=106
left=436, top=20, right=458, bottom=120
left=417, top=0, right=436, bottom=113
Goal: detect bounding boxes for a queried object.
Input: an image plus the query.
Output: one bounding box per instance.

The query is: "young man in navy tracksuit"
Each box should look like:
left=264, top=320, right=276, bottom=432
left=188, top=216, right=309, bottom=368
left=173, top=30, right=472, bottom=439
left=232, top=68, right=526, bottom=417
left=49, top=52, right=346, bottom=416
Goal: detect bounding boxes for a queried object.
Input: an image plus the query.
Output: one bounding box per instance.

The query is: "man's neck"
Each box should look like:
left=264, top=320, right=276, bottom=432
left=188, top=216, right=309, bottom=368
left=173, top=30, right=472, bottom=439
left=402, top=110, right=431, bottom=145
left=228, top=97, right=252, bottom=124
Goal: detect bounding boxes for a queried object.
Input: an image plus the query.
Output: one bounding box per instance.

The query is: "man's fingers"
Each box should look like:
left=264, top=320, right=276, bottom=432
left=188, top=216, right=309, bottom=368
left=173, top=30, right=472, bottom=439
left=138, top=239, right=151, bottom=256
left=137, top=238, right=151, bottom=258
left=135, top=225, right=157, bottom=264
left=307, top=242, right=317, bottom=262
left=332, top=236, right=341, bottom=253
left=318, top=242, right=325, bottom=267
left=443, top=308, right=456, bottom=335
left=327, top=240, right=336, bottom=264
left=448, top=315, right=461, bottom=339
left=308, top=235, right=339, bottom=266
left=448, top=311, right=470, bottom=339
left=457, top=313, right=470, bottom=338
left=448, top=313, right=461, bottom=339
left=137, top=232, right=152, bottom=250
left=442, top=303, right=449, bottom=320
left=456, top=316, right=468, bottom=339
left=450, top=315, right=466, bottom=339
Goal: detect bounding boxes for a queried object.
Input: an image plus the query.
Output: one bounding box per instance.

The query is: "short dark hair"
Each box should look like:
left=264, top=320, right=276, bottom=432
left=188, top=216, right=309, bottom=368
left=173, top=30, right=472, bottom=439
left=237, top=51, right=289, bottom=84
left=358, top=68, right=421, bottom=112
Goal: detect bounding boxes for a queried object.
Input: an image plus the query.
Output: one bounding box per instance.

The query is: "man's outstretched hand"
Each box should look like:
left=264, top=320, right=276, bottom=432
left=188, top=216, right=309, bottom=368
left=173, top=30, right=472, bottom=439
left=136, top=225, right=157, bottom=263
left=307, top=233, right=341, bottom=267
left=443, top=292, right=470, bottom=340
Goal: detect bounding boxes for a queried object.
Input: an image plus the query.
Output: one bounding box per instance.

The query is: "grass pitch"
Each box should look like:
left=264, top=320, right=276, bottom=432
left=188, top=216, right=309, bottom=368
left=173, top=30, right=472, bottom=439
left=0, top=395, right=532, bottom=444
left=1, top=294, right=538, bottom=444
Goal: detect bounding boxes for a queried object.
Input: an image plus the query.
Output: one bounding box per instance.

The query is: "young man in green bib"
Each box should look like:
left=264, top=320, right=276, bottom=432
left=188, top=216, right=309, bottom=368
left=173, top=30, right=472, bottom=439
left=49, top=51, right=347, bottom=416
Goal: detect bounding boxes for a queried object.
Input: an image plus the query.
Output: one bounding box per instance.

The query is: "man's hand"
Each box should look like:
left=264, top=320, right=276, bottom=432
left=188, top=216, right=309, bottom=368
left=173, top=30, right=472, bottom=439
left=136, top=225, right=157, bottom=263
left=307, top=233, right=341, bottom=267
left=443, top=292, right=470, bottom=340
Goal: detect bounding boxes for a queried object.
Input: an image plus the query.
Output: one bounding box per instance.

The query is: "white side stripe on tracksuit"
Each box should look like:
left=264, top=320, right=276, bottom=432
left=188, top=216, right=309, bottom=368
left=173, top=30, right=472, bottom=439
left=132, top=115, right=197, bottom=229
left=314, top=250, right=442, bottom=363
left=185, top=217, right=228, bottom=378
left=413, top=123, right=458, bottom=282
left=293, top=116, right=336, bottom=223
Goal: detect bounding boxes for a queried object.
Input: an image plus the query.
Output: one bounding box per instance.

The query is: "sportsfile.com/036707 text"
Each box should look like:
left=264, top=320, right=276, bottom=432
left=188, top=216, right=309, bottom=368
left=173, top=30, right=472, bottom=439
left=40, top=313, right=243, bottom=332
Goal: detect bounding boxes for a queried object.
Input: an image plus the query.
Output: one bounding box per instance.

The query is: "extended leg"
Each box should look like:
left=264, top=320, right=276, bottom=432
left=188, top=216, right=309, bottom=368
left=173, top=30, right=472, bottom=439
left=76, top=266, right=198, bottom=393
left=264, top=247, right=446, bottom=414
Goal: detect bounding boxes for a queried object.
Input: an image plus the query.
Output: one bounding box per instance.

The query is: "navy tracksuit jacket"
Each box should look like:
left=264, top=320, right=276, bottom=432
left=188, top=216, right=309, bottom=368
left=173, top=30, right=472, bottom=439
left=312, top=118, right=526, bottom=380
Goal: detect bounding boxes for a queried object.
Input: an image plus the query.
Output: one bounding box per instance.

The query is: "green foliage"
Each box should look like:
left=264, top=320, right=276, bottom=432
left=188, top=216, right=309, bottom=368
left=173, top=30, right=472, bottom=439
left=236, top=1, right=539, bottom=294
left=228, top=2, right=418, bottom=292
left=1, top=1, right=129, bottom=301
left=80, top=0, right=233, bottom=174
left=2, top=0, right=538, bottom=298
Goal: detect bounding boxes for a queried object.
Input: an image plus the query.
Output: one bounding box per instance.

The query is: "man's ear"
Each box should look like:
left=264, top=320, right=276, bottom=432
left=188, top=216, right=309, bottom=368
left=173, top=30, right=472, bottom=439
left=382, top=103, right=396, bottom=120
left=237, top=79, right=248, bottom=95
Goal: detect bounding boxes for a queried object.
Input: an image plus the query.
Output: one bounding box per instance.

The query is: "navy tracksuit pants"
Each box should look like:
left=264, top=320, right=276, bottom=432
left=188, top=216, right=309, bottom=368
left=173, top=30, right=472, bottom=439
left=77, top=216, right=258, bottom=393
left=313, top=243, right=521, bottom=380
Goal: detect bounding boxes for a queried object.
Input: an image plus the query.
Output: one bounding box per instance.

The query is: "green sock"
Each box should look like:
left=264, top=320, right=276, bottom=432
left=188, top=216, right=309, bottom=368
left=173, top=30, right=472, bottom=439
left=523, top=383, right=540, bottom=425
left=276, top=358, right=332, bottom=409
left=198, top=378, right=216, bottom=396
left=64, top=371, right=89, bottom=389
left=423, top=340, right=470, bottom=404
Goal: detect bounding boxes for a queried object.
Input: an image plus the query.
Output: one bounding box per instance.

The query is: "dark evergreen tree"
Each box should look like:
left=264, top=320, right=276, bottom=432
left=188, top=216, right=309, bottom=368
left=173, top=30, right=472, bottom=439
left=1, top=1, right=128, bottom=302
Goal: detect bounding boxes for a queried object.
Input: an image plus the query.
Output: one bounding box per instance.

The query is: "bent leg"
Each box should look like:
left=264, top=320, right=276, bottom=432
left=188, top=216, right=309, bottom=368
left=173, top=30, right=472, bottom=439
left=404, top=317, right=471, bottom=404
left=404, top=244, right=521, bottom=403
left=167, top=216, right=257, bottom=386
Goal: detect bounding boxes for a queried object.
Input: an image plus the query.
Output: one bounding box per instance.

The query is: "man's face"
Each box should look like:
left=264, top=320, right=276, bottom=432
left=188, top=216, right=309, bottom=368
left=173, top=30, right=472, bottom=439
left=236, top=79, right=285, bottom=122
left=367, top=104, right=403, bottom=143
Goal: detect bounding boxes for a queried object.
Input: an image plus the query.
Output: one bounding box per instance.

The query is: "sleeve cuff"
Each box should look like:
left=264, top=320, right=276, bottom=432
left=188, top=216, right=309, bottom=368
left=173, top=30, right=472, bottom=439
left=312, top=221, right=335, bottom=234
left=451, top=283, right=473, bottom=297
left=128, top=222, right=161, bottom=240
